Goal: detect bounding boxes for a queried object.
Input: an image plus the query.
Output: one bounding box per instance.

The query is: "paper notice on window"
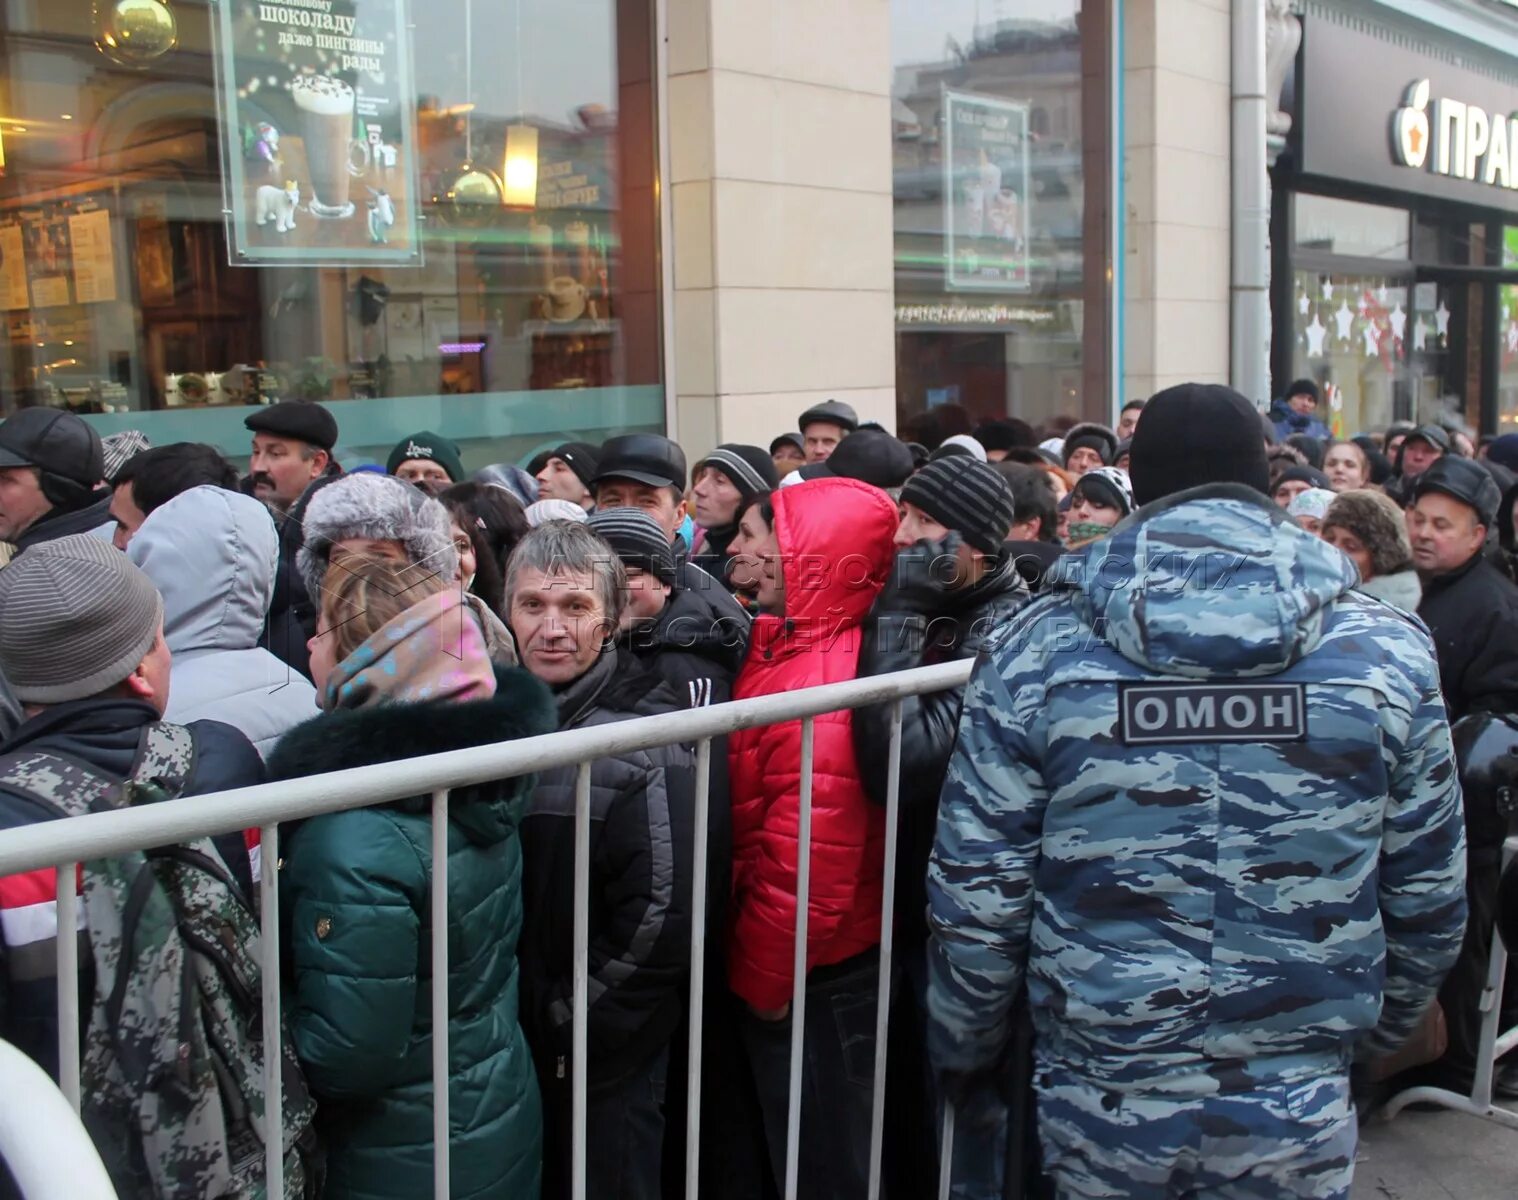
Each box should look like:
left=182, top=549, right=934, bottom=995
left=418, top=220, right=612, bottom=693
left=0, top=225, right=26, bottom=311
left=68, top=208, right=117, bottom=304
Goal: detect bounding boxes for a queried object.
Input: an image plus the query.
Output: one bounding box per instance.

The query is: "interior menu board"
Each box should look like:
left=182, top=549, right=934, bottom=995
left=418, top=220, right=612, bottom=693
left=68, top=207, right=118, bottom=304
left=942, top=89, right=1032, bottom=293
left=214, top=0, right=421, bottom=266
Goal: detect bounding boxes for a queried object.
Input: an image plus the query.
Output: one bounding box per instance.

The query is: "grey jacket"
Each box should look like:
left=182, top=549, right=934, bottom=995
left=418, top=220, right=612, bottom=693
left=128, top=486, right=319, bottom=758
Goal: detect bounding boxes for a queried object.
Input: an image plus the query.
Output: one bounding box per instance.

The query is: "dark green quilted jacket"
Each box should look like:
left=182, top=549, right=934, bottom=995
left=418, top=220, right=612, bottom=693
left=268, top=668, right=555, bottom=1200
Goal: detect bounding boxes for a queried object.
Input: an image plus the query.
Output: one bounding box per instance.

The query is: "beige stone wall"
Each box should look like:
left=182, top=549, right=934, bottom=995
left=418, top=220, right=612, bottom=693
left=1124, top=0, right=1233, bottom=400
left=668, top=0, right=898, bottom=462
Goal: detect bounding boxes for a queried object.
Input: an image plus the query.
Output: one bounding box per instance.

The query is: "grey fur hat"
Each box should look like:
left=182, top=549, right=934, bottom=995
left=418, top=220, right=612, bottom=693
left=1322, top=488, right=1413, bottom=577
left=298, top=473, right=458, bottom=604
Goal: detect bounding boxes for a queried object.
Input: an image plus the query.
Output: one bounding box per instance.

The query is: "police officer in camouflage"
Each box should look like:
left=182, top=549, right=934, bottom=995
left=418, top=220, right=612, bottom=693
left=927, top=384, right=1469, bottom=1199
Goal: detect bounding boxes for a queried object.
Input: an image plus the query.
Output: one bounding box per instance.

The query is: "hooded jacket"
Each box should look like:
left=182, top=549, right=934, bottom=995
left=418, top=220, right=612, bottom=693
left=928, top=484, right=1468, bottom=1091
left=127, top=487, right=318, bottom=758
left=269, top=596, right=554, bottom=1200
left=1417, top=548, right=1518, bottom=721
left=519, top=647, right=697, bottom=1089
left=728, top=477, right=898, bottom=1011
left=854, top=550, right=1028, bottom=945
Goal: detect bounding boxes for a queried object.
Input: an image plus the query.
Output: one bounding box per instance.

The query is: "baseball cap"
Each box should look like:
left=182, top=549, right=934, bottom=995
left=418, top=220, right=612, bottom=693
left=592, top=434, right=687, bottom=491
left=0, top=408, right=104, bottom=487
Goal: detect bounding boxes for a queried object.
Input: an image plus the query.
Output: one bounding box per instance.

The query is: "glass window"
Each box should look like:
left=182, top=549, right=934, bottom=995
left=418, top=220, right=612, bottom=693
left=1294, top=194, right=1409, bottom=260
left=892, top=1, right=1105, bottom=437
left=1289, top=270, right=1414, bottom=435
left=0, top=0, right=662, bottom=470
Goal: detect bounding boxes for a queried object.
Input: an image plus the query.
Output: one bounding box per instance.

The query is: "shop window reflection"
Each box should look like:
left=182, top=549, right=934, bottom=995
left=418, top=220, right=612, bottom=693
left=0, top=0, right=663, bottom=467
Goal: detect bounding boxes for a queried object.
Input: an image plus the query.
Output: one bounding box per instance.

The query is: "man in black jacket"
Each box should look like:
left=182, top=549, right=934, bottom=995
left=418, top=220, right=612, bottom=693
left=0, top=408, right=112, bottom=553
left=506, top=520, right=696, bottom=1200
left=1405, top=457, right=1518, bottom=1097
left=852, top=456, right=1028, bottom=1196
left=0, top=536, right=264, bottom=1091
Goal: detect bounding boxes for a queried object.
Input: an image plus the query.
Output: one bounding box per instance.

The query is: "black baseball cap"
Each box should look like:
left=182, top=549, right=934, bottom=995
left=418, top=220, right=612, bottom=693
left=245, top=400, right=338, bottom=451
left=1409, top=456, right=1502, bottom=527
left=796, top=429, right=914, bottom=490
left=592, top=434, right=688, bottom=491
left=0, top=408, right=104, bottom=486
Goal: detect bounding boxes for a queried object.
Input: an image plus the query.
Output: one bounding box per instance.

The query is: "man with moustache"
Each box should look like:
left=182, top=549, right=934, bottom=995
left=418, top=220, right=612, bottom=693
left=243, top=400, right=342, bottom=678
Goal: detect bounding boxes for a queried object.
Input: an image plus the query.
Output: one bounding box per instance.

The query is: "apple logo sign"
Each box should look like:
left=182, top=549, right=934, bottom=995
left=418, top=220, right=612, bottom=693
left=1393, top=79, right=1431, bottom=169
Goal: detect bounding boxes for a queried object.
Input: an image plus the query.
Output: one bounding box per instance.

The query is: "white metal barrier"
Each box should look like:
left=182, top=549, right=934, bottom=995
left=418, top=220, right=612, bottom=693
left=0, top=660, right=973, bottom=1200
left=1382, top=833, right=1518, bottom=1131
left=0, top=1038, right=117, bottom=1199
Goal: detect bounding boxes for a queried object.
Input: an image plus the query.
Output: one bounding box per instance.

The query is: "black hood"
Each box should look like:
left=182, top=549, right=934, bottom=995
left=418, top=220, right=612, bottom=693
left=266, top=666, right=556, bottom=845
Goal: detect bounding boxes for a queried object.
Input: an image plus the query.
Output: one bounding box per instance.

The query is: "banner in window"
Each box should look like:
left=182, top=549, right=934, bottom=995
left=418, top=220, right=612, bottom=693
left=214, top=0, right=421, bottom=266
left=943, top=89, right=1031, bottom=292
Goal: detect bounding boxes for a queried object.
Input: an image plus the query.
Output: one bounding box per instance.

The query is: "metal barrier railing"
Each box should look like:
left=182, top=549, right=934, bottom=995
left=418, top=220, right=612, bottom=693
left=0, top=659, right=974, bottom=1200
left=0, top=1037, right=117, bottom=1199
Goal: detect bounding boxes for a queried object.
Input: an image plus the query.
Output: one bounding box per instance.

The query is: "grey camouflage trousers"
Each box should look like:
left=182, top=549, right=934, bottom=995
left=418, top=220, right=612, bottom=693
left=1034, top=1064, right=1357, bottom=1199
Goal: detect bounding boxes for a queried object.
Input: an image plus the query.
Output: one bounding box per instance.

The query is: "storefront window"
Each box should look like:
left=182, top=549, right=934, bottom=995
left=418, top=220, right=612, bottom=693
left=1294, top=195, right=1409, bottom=261
left=0, top=0, right=662, bottom=469
left=1289, top=269, right=1413, bottom=436
left=891, top=0, right=1107, bottom=438
left=1499, top=227, right=1518, bottom=433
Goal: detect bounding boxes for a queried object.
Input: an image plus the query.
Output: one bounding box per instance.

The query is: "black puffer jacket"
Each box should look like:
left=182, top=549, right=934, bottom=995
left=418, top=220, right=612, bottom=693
left=519, top=647, right=696, bottom=1088
left=623, top=573, right=748, bottom=709
left=1417, top=550, right=1518, bottom=721
left=853, top=552, right=1029, bottom=942
left=258, top=470, right=342, bottom=679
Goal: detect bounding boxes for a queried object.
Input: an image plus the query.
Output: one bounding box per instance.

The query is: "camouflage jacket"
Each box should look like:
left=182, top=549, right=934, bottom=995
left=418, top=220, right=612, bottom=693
left=926, top=484, right=1469, bottom=1091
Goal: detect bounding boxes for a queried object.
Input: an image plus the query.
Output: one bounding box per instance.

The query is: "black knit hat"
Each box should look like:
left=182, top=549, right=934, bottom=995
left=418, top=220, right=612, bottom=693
left=899, top=457, right=1017, bottom=553
left=1273, top=465, right=1332, bottom=494
left=586, top=508, right=678, bottom=585
left=696, top=444, right=780, bottom=500
left=1061, top=422, right=1118, bottom=468
left=550, top=441, right=601, bottom=489
left=973, top=419, right=1036, bottom=453
left=769, top=431, right=804, bottom=457
left=1128, top=383, right=1271, bottom=506
left=245, top=400, right=338, bottom=451
left=797, top=430, right=914, bottom=490
left=1285, top=378, right=1320, bottom=405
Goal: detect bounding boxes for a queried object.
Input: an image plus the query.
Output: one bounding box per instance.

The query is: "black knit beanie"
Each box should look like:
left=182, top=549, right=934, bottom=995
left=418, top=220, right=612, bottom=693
left=696, top=443, right=780, bottom=500
left=586, top=509, right=678, bottom=584
left=899, top=458, right=1017, bottom=553
left=1128, top=384, right=1271, bottom=506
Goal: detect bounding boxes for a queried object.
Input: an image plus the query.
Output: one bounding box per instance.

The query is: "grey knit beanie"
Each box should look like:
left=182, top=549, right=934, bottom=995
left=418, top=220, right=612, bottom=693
left=1322, top=488, right=1413, bottom=577
left=0, top=534, right=164, bottom=703
left=297, top=473, right=457, bottom=604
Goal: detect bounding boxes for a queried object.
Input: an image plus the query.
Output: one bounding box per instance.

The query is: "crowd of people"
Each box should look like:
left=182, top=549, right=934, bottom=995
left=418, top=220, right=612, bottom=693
left=0, top=377, right=1510, bottom=1199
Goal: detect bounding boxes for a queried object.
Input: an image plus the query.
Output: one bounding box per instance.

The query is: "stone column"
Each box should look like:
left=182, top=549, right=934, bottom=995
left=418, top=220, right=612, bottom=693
left=1123, top=0, right=1233, bottom=399
left=667, top=0, right=898, bottom=459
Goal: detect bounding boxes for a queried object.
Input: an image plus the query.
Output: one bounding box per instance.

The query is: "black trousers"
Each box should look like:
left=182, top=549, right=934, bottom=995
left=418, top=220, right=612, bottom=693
left=542, top=1046, right=669, bottom=1200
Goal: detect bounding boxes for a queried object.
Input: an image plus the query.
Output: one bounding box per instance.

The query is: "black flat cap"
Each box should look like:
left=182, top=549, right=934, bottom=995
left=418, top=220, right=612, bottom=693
left=245, top=401, right=338, bottom=451
left=798, top=399, right=859, bottom=434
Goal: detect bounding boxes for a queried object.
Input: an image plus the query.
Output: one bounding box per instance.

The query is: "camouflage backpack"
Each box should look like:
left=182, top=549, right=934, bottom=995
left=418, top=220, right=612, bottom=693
left=0, top=722, right=320, bottom=1199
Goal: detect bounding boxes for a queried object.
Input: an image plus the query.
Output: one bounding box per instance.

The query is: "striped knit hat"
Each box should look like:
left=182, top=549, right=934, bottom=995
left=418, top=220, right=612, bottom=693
left=695, top=444, right=779, bottom=500
left=587, top=508, right=678, bottom=584
left=0, top=534, right=164, bottom=703
left=899, top=457, right=1017, bottom=553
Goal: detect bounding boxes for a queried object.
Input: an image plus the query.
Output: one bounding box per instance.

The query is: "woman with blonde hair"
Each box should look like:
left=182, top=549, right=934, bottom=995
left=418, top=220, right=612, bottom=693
left=269, top=550, right=554, bottom=1199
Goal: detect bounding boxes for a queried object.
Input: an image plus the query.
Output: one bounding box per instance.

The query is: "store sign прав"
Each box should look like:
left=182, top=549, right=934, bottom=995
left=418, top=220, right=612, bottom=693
left=1391, top=78, right=1518, bottom=189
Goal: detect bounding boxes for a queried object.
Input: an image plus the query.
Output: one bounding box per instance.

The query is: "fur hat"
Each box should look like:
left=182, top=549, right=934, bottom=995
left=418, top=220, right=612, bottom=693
left=298, top=473, right=457, bottom=604
left=1322, top=489, right=1414, bottom=577
left=1061, top=422, right=1118, bottom=468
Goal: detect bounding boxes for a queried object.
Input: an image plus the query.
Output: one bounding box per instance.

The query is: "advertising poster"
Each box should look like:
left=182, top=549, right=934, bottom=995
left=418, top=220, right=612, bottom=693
left=21, top=210, right=72, bottom=308
left=943, top=89, right=1031, bottom=292
left=69, top=206, right=118, bottom=305
left=0, top=224, right=27, bottom=311
left=214, top=0, right=421, bottom=266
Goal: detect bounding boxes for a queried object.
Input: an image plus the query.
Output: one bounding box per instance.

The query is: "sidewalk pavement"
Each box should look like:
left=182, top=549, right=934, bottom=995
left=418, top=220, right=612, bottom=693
left=1353, top=1107, right=1518, bottom=1199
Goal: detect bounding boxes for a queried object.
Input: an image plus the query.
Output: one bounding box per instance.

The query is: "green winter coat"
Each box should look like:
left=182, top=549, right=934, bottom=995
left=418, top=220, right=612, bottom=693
left=269, top=666, right=555, bottom=1200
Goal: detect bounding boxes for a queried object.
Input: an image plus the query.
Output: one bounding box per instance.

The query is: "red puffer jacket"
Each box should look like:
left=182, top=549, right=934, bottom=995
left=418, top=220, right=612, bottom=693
left=728, top=477, right=899, bottom=1011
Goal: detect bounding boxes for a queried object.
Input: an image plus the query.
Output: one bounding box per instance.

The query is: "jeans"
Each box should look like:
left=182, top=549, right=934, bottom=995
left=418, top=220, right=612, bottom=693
left=739, top=952, right=880, bottom=1200
left=542, top=1047, right=669, bottom=1200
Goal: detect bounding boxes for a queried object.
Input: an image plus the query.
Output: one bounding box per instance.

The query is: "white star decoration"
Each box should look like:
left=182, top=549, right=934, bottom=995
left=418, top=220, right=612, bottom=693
left=1321, top=278, right=1334, bottom=301
left=1298, top=293, right=1310, bottom=316
left=1390, top=304, right=1407, bottom=341
left=1507, top=322, right=1518, bottom=355
left=1305, top=313, right=1327, bottom=357
left=1413, top=321, right=1429, bottom=352
left=1334, top=300, right=1355, bottom=341
left=1436, top=301, right=1451, bottom=339
left=1362, top=322, right=1380, bottom=357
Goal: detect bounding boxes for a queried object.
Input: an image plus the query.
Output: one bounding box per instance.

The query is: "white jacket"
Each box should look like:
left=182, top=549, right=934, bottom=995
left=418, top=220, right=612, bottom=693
left=128, top=486, right=318, bottom=758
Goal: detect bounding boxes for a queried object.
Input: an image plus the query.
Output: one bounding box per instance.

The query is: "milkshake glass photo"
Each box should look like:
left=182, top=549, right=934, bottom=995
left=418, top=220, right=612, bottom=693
left=292, top=74, right=356, bottom=218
